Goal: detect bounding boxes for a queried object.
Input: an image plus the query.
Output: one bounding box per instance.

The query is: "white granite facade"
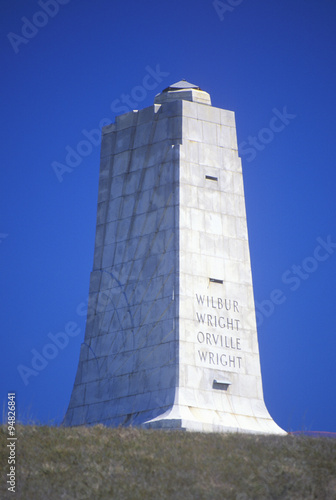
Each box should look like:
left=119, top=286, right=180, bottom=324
left=64, top=83, right=285, bottom=434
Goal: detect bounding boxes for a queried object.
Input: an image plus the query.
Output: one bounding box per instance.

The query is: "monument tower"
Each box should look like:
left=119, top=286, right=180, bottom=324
left=64, top=80, right=285, bottom=434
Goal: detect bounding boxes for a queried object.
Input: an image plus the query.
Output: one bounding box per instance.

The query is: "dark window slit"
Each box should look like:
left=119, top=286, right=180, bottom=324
left=209, top=278, right=223, bottom=284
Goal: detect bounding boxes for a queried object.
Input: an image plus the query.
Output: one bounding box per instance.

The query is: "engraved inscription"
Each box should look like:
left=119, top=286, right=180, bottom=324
left=194, top=293, right=243, bottom=372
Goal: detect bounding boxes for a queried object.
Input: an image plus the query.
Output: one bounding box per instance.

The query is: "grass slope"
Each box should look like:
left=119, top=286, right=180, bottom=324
left=1, top=425, right=336, bottom=499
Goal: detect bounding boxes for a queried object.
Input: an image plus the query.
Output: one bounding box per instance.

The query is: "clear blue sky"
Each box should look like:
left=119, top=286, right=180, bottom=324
left=1, top=0, right=336, bottom=432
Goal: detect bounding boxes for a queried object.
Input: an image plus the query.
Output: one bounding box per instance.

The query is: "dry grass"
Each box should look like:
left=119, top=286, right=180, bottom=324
left=1, top=424, right=336, bottom=499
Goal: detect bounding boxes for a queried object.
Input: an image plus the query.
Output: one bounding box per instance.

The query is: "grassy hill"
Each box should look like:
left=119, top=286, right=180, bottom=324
left=1, top=425, right=336, bottom=499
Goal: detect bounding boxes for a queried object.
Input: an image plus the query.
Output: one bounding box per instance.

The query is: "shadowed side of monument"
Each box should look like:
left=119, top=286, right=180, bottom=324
left=64, top=101, right=183, bottom=427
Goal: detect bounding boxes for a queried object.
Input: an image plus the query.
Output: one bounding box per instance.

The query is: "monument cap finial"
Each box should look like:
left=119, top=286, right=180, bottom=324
left=154, top=79, right=211, bottom=105
left=162, top=80, right=201, bottom=92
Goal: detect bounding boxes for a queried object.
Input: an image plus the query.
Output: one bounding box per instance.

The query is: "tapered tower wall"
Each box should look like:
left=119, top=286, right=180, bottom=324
left=64, top=83, right=285, bottom=435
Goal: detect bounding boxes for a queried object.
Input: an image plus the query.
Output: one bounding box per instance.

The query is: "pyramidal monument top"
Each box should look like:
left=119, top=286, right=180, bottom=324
left=162, top=80, right=201, bottom=91
left=154, top=79, right=211, bottom=105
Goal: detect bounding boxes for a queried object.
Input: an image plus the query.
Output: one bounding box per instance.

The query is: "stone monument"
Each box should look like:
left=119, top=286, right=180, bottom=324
left=64, top=80, right=285, bottom=434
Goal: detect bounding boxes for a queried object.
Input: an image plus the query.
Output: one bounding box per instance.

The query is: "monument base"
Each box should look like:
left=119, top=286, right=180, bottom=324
left=142, top=403, right=286, bottom=435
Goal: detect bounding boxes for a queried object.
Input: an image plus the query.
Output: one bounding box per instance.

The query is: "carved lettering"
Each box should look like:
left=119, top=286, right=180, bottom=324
left=195, top=292, right=243, bottom=372
left=207, top=314, right=213, bottom=327
left=198, top=350, right=207, bottom=362
left=196, top=312, right=240, bottom=331
left=218, top=316, right=226, bottom=328
left=196, top=294, right=205, bottom=306
left=195, top=294, right=240, bottom=312
left=196, top=312, right=206, bottom=323
left=197, top=331, right=205, bottom=343
left=197, top=350, right=243, bottom=369
left=197, top=331, right=241, bottom=349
